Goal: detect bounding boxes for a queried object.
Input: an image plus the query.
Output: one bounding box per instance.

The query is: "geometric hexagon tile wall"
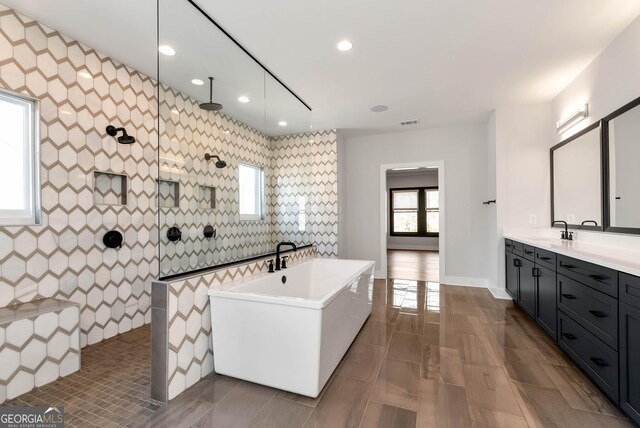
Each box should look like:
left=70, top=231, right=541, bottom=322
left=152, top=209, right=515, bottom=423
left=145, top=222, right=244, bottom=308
left=270, top=130, right=339, bottom=259
left=0, top=5, right=158, bottom=347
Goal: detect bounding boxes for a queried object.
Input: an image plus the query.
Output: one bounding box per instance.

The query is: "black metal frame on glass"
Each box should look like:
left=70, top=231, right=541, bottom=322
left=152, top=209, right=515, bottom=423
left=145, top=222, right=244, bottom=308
left=602, top=95, right=640, bottom=235
left=389, top=186, right=440, bottom=238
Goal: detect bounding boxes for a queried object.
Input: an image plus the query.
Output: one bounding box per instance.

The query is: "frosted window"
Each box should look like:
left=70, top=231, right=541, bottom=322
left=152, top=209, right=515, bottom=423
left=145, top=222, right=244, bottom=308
left=239, top=163, right=264, bottom=220
left=0, top=90, right=39, bottom=225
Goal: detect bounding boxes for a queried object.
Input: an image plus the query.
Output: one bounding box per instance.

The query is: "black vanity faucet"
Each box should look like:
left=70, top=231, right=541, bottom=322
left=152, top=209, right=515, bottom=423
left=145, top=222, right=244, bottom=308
left=552, top=220, right=572, bottom=241
left=275, top=242, right=297, bottom=271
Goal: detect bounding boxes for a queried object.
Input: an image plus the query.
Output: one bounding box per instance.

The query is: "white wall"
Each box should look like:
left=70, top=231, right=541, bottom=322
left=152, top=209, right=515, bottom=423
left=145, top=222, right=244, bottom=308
left=386, top=171, right=439, bottom=250
left=486, top=113, right=498, bottom=289
left=486, top=103, right=554, bottom=296
left=553, top=14, right=640, bottom=144
left=343, top=123, right=489, bottom=285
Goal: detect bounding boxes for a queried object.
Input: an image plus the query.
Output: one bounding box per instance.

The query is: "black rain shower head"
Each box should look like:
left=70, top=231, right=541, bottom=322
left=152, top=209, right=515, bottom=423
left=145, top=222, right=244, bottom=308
left=106, top=125, right=136, bottom=144
left=200, top=77, right=223, bottom=112
left=204, top=153, right=227, bottom=168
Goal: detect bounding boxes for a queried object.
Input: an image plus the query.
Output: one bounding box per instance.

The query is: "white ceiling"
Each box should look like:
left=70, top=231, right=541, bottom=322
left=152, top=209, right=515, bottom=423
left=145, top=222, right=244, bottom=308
left=4, top=0, right=640, bottom=136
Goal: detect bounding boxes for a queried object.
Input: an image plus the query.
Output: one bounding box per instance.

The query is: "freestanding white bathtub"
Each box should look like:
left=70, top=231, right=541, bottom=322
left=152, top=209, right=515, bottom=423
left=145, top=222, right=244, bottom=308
left=207, top=258, right=375, bottom=397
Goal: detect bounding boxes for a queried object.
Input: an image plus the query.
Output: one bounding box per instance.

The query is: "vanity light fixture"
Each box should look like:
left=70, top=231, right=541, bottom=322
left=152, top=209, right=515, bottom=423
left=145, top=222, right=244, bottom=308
left=158, top=45, right=176, bottom=56
left=337, top=40, right=353, bottom=51
left=278, top=121, right=288, bottom=127
left=191, top=79, right=204, bottom=86
left=557, top=103, right=589, bottom=134
left=238, top=96, right=250, bottom=103
left=391, top=167, right=420, bottom=171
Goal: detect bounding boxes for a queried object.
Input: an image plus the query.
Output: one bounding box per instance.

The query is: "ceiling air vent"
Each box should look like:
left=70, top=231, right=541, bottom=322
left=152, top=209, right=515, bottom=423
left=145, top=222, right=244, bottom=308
left=400, top=119, right=420, bottom=126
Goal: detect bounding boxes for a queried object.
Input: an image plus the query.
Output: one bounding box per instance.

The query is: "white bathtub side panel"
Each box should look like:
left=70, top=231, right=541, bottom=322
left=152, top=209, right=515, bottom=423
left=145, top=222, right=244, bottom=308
left=318, top=269, right=374, bottom=389
left=210, top=297, right=323, bottom=396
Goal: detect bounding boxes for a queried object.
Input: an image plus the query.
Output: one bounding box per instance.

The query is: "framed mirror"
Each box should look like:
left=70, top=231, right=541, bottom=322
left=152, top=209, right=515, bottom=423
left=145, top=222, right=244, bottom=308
left=550, top=121, right=604, bottom=231
left=603, top=96, right=640, bottom=234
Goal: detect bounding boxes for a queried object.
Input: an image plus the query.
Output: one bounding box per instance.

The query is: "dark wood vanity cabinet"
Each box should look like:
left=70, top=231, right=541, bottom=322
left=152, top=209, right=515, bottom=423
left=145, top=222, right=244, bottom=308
left=519, top=258, right=536, bottom=318
left=620, top=273, right=640, bottom=425
left=505, top=241, right=556, bottom=336
left=535, top=265, right=557, bottom=339
left=505, top=239, right=640, bottom=422
left=505, top=245, right=519, bottom=300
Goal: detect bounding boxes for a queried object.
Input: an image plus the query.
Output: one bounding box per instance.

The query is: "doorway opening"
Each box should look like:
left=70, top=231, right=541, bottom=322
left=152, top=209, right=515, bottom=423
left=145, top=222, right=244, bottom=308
left=379, top=161, right=445, bottom=281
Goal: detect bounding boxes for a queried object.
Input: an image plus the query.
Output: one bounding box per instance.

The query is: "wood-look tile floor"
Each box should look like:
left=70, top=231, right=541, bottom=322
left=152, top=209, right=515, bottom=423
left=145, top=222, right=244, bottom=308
left=140, top=279, right=633, bottom=428
left=4, top=325, right=160, bottom=428
left=387, top=250, right=439, bottom=282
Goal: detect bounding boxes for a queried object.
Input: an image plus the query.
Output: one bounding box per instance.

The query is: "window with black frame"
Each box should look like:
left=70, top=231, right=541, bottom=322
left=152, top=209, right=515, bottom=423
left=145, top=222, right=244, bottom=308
left=390, top=187, right=439, bottom=236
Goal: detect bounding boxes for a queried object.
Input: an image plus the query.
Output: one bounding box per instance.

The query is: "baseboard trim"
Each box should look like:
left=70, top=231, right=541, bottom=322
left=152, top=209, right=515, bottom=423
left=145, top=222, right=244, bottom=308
left=443, top=276, right=488, bottom=288
left=488, top=287, right=513, bottom=300
left=387, top=245, right=439, bottom=251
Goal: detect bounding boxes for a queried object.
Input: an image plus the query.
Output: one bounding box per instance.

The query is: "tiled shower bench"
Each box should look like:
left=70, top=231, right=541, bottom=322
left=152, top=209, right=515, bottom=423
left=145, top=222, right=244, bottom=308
left=0, top=298, right=81, bottom=403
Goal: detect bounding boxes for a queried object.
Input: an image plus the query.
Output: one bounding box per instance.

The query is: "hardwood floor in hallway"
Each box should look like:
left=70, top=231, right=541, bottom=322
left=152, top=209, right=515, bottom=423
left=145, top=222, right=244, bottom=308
left=387, top=249, right=439, bottom=282
left=140, top=280, right=632, bottom=427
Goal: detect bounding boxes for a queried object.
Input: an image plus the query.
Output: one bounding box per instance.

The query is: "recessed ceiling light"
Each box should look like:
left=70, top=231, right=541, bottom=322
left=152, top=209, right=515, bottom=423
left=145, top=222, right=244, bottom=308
left=371, top=105, right=388, bottom=113
left=77, top=71, right=92, bottom=79
left=278, top=121, right=287, bottom=127
left=191, top=79, right=204, bottom=86
left=158, top=45, right=176, bottom=56
left=337, top=40, right=353, bottom=51
left=238, top=96, right=250, bottom=103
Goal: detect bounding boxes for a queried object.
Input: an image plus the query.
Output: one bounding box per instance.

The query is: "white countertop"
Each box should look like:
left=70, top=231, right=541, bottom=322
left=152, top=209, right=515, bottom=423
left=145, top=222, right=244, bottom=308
left=504, top=234, right=640, bottom=277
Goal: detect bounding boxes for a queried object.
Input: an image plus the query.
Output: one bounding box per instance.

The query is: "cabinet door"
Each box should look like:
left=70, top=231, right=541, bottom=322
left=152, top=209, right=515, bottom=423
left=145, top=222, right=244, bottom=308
left=535, top=265, right=557, bottom=339
left=519, top=258, right=536, bottom=318
left=505, top=252, right=519, bottom=300
left=620, top=302, right=640, bottom=425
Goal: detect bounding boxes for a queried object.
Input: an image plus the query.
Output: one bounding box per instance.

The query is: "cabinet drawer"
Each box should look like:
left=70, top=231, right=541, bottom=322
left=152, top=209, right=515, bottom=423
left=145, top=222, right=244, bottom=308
left=620, top=272, right=640, bottom=310
left=505, top=239, right=514, bottom=253
left=557, top=274, right=618, bottom=349
left=534, top=247, right=556, bottom=271
left=557, top=255, right=617, bottom=297
left=558, top=312, right=619, bottom=403
left=512, top=241, right=524, bottom=257
left=523, top=244, right=535, bottom=262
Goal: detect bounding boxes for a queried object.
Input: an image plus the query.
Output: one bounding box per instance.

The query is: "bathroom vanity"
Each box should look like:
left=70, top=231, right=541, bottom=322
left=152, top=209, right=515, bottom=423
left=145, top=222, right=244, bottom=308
left=504, top=236, right=640, bottom=424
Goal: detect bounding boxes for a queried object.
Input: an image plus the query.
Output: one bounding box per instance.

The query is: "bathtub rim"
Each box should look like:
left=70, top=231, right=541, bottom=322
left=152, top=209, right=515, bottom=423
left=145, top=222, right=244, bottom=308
left=207, top=259, right=375, bottom=309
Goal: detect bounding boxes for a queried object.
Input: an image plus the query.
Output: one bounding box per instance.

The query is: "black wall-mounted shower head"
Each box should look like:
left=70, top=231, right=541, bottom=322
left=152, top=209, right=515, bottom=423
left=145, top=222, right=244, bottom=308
left=204, top=153, right=227, bottom=168
left=106, top=125, right=136, bottom=144
left=200, top=77, right=223, bottom=112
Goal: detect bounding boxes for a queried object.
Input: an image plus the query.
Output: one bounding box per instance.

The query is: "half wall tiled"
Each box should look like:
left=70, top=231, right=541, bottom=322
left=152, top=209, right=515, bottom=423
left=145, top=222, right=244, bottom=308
left=0, top=5, right=158, bottom=347
left=151, top=246, right=317, bottom=402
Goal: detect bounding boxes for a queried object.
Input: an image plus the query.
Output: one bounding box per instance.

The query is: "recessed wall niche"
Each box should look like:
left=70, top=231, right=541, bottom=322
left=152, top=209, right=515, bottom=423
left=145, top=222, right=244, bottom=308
left=158, top=180, right=180, bottom=208
left=93, top=171, right=128, bottom=206
left=199, top=185, right=216, bottom=209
